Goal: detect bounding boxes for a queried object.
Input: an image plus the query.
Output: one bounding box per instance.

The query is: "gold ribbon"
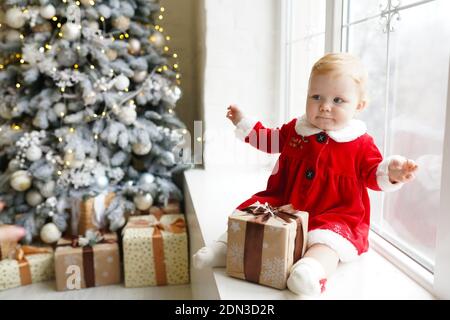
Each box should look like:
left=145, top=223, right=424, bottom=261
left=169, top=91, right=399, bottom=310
left=11, top=245, right=53, bottom=286
left=124, top=216, right=186, bottom=286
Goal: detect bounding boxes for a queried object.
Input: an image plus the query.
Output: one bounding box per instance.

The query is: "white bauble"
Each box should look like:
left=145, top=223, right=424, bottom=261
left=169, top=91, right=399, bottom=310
left=26, top=145, right=43, bottom=162
left=8, top=159, right=21, bottom=171
left=61, top=22, right=81, bottom=41
left=132, top=141, right=152, bottom=156
left=40, top=180, right=55, bottom=198
left=114, top=74, right=130, bottom=91
left=118, top=106, right=137, bottom=125
left=26, top=190, right=43, bottom=206
left=133, top=70, right=148, bottom=83
left=112, top=16, right=130, bottom=32
left=10, top=170, right=32, bottom=192
left=5, top=8, right=26, bottom=29
left=133, top=193, right=154, bottom=211
left=128, top=39, right=141, bottom=55
left=39, top=4, right=56, bottom=19
left=106, top=49, right=118, bottom=61
left=53, top=102, right=67, bottom=117
left=139, top=173, right=155, bottom=187
left=150, top=31, right=165, bottom=48
left=40, top=223, right=62, bottom=244
left=96, top=175, right=109, bottom=190
left=5, top=30, right=21, bottom=42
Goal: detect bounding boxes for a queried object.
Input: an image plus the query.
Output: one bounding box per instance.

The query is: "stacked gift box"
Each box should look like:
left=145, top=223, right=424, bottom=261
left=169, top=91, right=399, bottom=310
left=0, top=192, right=189, bottom=291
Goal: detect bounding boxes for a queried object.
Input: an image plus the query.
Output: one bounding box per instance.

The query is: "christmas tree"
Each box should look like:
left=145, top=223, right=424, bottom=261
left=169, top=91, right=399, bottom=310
left=0, top=0, right=190, bottom=244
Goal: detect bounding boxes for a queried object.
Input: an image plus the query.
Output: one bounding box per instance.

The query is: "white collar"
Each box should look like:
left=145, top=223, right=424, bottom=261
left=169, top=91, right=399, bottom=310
left=294, top=115, right=367, bottom=143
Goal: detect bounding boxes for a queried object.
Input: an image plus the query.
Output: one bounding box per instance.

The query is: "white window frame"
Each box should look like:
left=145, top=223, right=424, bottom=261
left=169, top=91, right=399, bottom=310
left=280, top=0, right=450, bottom=299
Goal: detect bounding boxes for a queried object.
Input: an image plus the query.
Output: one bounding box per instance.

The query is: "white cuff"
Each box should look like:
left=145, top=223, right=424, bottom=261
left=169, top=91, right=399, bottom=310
left=307, top=229, right=359, bottom=262
left=234, top=117, right=257, bottom=141
left=376, top=155, right=405, bottom=192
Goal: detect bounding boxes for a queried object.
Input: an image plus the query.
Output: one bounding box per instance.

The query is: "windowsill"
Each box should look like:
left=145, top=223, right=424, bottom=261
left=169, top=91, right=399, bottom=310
left=184, top=167, right=436, bottom=300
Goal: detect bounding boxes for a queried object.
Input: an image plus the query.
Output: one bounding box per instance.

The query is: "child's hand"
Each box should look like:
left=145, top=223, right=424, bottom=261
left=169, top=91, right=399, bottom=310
left=388, top=157, right=418, bottom=184
left=0, top=225, right=25, bottom=243
left=226, top=104, right=244, bottom=126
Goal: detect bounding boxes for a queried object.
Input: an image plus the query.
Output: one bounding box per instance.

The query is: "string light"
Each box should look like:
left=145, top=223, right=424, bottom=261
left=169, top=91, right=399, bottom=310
left=163, top=65, right=168, bottom=71
left=164, top=46, right=169, bottom=52
left=60, top=87, right=65, bottom=93
left=196, top=137, right=202, bottom=142
left=158, top=15, right=164, bottom=20
left=74, top=64, right=79, bottom=69
left=52, top=16, right=58, bottom=21
left=12, top=124, right=21, bottom=130
left=19, top=34, right=24, bottom=40
left=90, top=0, right=95, bottom=5
left=159, top=27, right=164, bottom=32
left=76, top=1, right=81, bottom=6
left=67, top=149, right=73, bottom=154
left=94, top=134, right=98, bottom=140
left=100, top=17, right=105, bottom=22
left=0, top=65, right=4, bottom=69
left=90, top=65, right=95, bottom=69
left=166, top=36, right=171, bottom=41
left=176, top=74, right=181, bottom=79
left=173, top=64, right=179, bottom=69
left=69, top=127, right=75, bottom=133
left=57, top=23, right=62, bottom=28
left=45, top=44, right=52, bottom=50
left=57, top=170, right=62, bottom=176
left=58, top=137, right=63, bottom=142
left=58, top=32, right=63, bottom=37
left=155, top=25, right=160, bottom=30
left=161, top=7, right=165, bottom=12
left=20, top=59, right=25, bottom=64
left=16, top=83, right=21, bottom=88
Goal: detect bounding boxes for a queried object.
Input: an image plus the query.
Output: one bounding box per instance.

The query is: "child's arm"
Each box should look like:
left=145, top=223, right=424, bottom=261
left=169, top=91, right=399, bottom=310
left=226, top=104, right=291, bottom=154
left=359, top=136, right=418, bottom=191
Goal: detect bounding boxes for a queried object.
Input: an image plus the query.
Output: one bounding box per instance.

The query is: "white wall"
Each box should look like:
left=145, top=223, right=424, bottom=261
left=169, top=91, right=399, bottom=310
left=163, top=0, right=281, bottom=169
left=202, top=0, right=281, bottom=169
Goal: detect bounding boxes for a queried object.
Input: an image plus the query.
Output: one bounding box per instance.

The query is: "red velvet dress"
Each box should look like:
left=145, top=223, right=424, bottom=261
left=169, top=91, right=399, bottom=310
left=235, top=117, right=394, bottom=261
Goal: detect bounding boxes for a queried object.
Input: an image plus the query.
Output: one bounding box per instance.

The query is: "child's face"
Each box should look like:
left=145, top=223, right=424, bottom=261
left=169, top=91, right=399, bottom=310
left=305, top=72, right=366, bottom=131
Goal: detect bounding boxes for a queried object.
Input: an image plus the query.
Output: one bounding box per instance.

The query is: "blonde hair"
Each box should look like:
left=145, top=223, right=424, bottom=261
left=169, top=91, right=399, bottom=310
left=310, top=53, right=368, bottom=101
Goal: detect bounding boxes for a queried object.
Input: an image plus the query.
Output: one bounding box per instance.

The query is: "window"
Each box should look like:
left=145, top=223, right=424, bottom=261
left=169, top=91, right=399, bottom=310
left=282, top=0, right=450, bottom=298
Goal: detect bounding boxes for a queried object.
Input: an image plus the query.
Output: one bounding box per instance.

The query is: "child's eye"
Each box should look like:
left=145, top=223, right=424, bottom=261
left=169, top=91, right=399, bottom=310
left=311, top=95, right=321, bottom=100
left=333, top=97, right=344, bottom=104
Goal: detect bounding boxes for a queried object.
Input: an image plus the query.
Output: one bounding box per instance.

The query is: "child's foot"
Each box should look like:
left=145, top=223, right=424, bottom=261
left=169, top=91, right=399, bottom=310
left=192, top=241, right=227, bottom=269
left=287, top=257, right=327, bottom=296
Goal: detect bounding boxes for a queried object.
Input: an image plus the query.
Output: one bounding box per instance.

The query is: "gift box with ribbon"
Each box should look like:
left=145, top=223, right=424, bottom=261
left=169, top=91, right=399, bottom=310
left=69, top=192, right=115, bottom=236
left=0, top=245, right=54, bottom=291
left=54, top=232, right=121, bottom=291
left=226, top=202, right=308, bottom=290
left=122, top=213, right=189, bottom=287
left=125, top=200, right=182, bottom=220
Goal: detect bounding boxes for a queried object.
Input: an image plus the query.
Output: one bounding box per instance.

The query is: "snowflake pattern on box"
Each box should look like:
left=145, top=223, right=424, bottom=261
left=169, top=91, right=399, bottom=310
left=260, top=257, right=285, bottom=288
left=228, top=243, right=244, bottom=269
left=229, top=221, right=241, bottom=233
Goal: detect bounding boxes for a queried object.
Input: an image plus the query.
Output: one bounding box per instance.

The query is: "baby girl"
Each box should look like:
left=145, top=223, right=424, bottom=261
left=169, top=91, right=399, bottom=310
left=193, top=53, right=418, bottom=295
